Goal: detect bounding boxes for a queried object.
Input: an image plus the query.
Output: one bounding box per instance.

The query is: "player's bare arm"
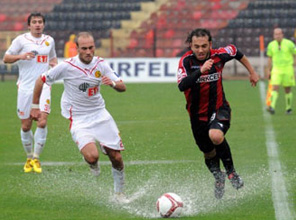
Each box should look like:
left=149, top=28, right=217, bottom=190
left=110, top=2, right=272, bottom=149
left=3, top=52, right=36, bottom=63
left=101, top=75, right=126, bottom=92
left=267, top=57, right=273, bottom=79
left=49, top=57, right=58, bottom=68
left=30, top=76, right=45, bottom=120
left=239, top=55, right=259, bottom=87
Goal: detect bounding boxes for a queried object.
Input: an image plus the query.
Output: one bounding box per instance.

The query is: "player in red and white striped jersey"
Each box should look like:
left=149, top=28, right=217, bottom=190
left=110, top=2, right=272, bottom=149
left=177, top=28, right=259, bottom=199
left=3, top=12, right=57, bottom=173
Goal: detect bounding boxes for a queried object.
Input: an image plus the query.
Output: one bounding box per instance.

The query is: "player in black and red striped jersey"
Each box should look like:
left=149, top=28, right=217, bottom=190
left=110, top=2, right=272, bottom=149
left=177, top=28, right=259, bottom=199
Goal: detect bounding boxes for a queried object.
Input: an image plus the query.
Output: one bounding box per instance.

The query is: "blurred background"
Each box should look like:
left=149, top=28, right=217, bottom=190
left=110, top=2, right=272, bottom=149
left=0, top=0, right=295, bottom=79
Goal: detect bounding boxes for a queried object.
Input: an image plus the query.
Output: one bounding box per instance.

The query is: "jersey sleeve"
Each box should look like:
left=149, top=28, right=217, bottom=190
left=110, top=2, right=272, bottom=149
left=177, top=55, right=189, bottom=84
left=177, top=55, right=202, bottom=91
left=49, top=37, right=57, bottom=60
left=266, top=42, right=273, bottom=57
left=101, top=60, right=121, bottom=81
left=290, top=41, right=296, bottom=55
left=41, top=61, right=68, bottom=85
left=217, top=44, right=244, bottom=62
left=5, top=36, right=22, bottom=55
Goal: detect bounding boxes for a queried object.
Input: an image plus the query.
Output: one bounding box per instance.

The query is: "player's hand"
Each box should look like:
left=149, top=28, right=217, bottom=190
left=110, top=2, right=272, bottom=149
left=21, top=52, right=35, bottom=60
left=201, top=59, right=214, bottom=73
left=101, top=75, right=113, bottom=87
left=30, top=108, right=41, bottom=121
left=249, top=72, right=259, bottom=87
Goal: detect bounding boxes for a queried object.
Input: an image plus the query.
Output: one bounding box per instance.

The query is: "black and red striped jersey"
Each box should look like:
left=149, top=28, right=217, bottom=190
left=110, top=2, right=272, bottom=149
left=177, top=44, right=244, bottom=121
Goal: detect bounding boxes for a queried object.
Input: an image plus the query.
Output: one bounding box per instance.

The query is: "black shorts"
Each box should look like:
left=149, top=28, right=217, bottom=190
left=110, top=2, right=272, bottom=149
left=190, top=107, right=231, bottom=153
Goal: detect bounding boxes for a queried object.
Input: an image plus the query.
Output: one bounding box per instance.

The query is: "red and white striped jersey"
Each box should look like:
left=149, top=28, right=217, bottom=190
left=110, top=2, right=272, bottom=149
left=177, top=45, right=243, bottom=121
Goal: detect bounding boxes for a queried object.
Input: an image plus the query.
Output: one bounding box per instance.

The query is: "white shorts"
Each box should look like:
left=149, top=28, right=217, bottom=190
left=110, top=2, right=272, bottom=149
left=70, top=108, right=124, bottom=153
left=17, top=84, right=51, bottom=119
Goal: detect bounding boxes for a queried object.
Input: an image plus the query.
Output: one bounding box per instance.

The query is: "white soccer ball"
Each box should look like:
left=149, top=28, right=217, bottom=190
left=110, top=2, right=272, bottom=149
left=156, top=192, right=184, bottom=218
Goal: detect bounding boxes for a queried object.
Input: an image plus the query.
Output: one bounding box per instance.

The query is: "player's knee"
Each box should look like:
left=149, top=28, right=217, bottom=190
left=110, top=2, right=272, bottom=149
left=21, top=124, right=31, bottom=132
left=84, top=154, right=98, bottom=165
left=21, top=119, right=32, bottom=132
left=209, top=129, right=224, bottom=145
left=37, top=119, right=47, bottom=128
left=108, top=150, right=124, bottom=170
left=81, top=143, right=99, bottom=164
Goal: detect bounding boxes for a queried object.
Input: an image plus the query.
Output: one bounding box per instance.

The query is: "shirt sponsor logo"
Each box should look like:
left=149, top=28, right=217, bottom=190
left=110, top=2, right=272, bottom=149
left=79, top=83, right=90, bottom=92
left=225, top=46, right=235, bottom=56
left=78, top=83, right=98, bottom=96
left=197, top=72, right=220, bottom=83
left=37, top=55, right=48, bottom=63
left=191, top=65, right=200, bottom=69
left=87, top=86, right=99, bottom=97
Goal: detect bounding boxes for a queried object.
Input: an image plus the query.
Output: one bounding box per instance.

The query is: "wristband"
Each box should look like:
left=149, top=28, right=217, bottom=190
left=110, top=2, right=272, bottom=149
left=31, top=104, right=39, bottom=109
left=111, top=81, right=116, bottom=88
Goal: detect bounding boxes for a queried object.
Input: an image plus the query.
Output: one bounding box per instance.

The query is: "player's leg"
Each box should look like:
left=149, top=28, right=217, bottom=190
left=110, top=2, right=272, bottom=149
left=32, top=84, right=51, bottom=173
left=95, top=109, right=128, bottom=202
left=269, top=70, right=281, bottom=114
left=17, top=89, right=34, bottom=172
left=284, top=87, right=293, bottom=114
left=270, top=85, right=279, bottom=112
left=214, top=137, right=244, bottom=190
left=104, top=148, right=125, bottom=192
left=282, top=66, right=295, bottom=114
left=104, top=147, right=129, bottom=203
left=209, top=110, right=243, bottom=190
left=80, top=143, right=100, bottom=176
left=191, top=118, right=225, bottom=199
left=266, top=79, right=272, bottom=107
left=21, top=119, right=34, bottom=172
left=191, top=119, right=221, bottom=174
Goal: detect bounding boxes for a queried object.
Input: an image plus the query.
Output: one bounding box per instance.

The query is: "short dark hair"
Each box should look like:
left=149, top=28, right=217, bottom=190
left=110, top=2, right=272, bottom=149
left=186, top=28, right=212, bottom=44
left=27, top=12, right=45, bottom=25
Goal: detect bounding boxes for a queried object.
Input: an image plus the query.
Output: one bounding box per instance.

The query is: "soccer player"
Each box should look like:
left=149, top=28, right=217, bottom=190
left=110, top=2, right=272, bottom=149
left=177, top=28, right=259, bottom=199
left=3, top=12, right=57, bottom=173
left=30, top=32, right=128, bottom=203
left=266, top=28, right=296, bottom=115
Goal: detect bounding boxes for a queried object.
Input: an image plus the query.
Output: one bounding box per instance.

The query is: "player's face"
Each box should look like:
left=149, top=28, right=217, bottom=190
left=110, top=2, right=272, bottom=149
left=273, top=29, right=283, bottom=42
left=190, top=36, right=212, bottom=61
left=28, top=16, right=44, bottom=37
left=77, top=36, right=95, bottom=64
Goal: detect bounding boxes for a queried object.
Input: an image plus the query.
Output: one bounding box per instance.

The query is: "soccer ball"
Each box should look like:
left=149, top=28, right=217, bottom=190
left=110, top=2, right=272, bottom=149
left=156, top=193, right=184, bottom=218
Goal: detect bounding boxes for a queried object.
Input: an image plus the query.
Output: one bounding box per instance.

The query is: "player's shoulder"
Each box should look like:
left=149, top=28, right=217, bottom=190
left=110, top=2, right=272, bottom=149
left=95, top=56, right=105, bottom=62
left=212, top=44, right=238, bottom=56
left=13, top=32, right=28, bottom=42
left=283, top=38, right=295, bottom=45
left=64, top=56, right=78, bottom=65
left=179, top=50, right=194, bottom=64
left=94, top=56, right=109, bottom=66
left=267, top=40, right=277, bottom=47
left=43, top=34, right=55, bottom=42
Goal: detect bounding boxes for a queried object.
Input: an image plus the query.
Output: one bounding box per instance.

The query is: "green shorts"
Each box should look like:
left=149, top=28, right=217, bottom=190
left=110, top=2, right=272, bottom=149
left=271, top=66, right=295, bottom=87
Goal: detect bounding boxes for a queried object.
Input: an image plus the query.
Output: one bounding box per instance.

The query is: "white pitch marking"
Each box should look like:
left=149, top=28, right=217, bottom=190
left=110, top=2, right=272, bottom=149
left=6, top=160, right=197, bottom=166
left=259, top=81, right=295, bottom=220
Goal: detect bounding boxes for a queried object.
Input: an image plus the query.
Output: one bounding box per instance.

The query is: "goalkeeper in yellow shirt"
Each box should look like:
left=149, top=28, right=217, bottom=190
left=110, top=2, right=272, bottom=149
left=267, top=28, right=296, bottom=114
